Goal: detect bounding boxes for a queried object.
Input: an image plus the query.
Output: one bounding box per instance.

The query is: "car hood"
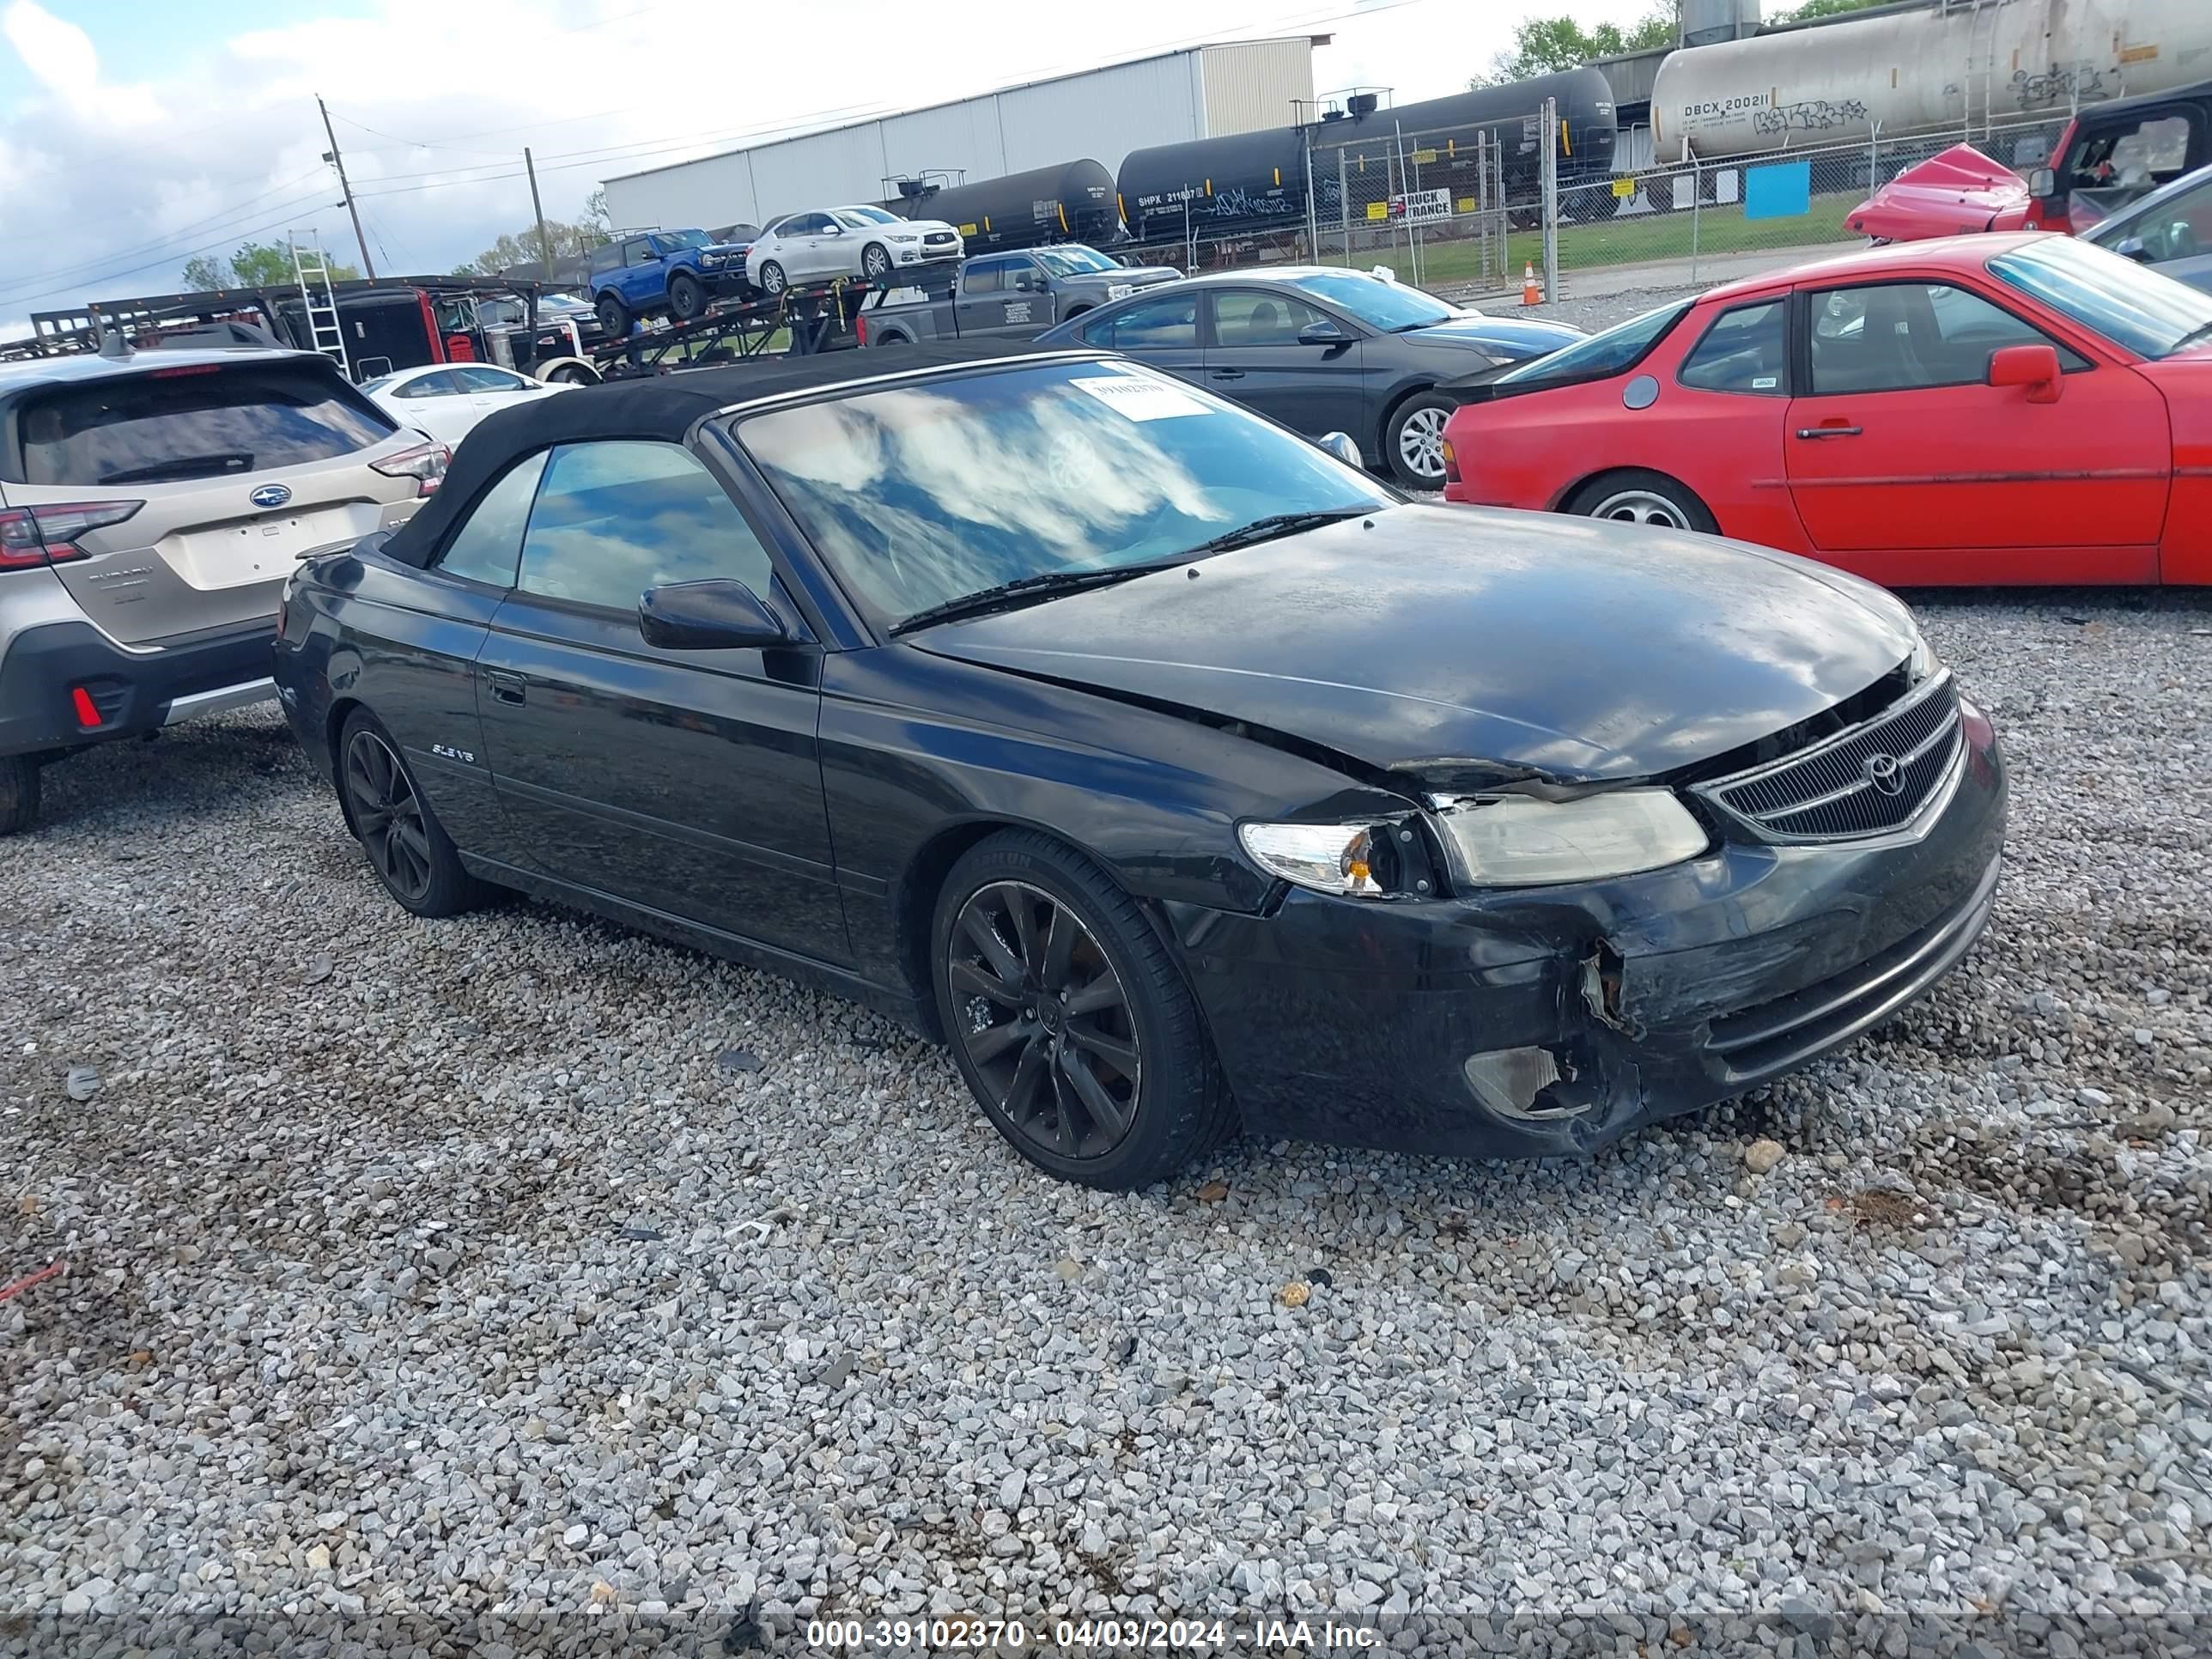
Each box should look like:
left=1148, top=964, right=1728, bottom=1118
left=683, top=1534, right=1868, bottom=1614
left=1846, top=143, right=2033, bottom=241
left=702, top=240, right=751, bottom=255
left=1398, top=315, right=1588, bottom=359
left=1077, top=265, right=1182, bottom=291
left=908, top=505, right=1917, bottom=786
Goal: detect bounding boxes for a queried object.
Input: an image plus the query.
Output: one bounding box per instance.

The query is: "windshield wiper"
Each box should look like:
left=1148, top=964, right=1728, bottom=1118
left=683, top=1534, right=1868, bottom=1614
left=98, top=453, right=254, bottom=483
left=1172, top=507, right=1370, bottom=558
left=2171, top=319, right=2212, bottom=351
left=890, top=560, right=1185, bottom=635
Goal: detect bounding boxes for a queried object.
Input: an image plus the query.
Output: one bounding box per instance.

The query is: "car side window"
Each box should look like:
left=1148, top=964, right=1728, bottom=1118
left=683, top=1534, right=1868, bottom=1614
left=437, top=451, right=549, bottom=589
left=393, top=370, right=463, bottom=399
left=1106, top=290, right=1198, bottom=350
left=1207, top=289, right=1328, bottom=348
left=454, top=366, right=526, bottom=392
left=1006, top=258, right=1044, bottom=293
left=623, top=238, right=653, bottom=267
left=964, top=258, right=1006, bottom=295
left=1677, top=300, right=1789, bottom=395
left=1808, top=282, right=2089, bottom=396
left=2118, top=174, right=2212, bottom=262
left=517, top=441, right=778, bottom=617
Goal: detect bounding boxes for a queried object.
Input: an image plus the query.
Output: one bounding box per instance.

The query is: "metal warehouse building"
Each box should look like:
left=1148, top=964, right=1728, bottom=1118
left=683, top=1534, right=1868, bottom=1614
left=600, top=37, right=1319, bottom=233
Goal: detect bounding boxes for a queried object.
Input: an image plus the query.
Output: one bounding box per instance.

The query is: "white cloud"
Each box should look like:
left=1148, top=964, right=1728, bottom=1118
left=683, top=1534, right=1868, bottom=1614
left=0, top=0, right=1656, bottom=327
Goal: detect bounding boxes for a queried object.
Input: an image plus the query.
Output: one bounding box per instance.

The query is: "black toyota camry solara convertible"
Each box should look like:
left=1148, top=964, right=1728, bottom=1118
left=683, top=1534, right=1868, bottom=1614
left=273, top=340, right=2006, bottom=1188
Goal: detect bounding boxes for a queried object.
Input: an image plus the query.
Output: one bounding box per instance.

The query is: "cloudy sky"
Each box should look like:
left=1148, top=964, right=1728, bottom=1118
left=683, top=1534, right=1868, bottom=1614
left=0, top=0, right=1652, bottom=325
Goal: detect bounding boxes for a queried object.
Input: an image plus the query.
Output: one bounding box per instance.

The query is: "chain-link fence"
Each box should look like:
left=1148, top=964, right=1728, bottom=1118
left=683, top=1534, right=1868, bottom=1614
left=1120, top=109, right=2074, bottom=302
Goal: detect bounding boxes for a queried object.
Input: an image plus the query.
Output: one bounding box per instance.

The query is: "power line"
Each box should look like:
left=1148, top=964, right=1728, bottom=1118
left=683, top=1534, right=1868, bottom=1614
left=1, top=205, right=353, bottom=311
left=0, top=178, right=335, bottom=303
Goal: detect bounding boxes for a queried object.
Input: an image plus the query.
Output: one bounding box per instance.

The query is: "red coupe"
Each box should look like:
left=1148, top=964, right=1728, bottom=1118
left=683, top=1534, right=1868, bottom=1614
left=1440, top=234, right=2212, bottom=586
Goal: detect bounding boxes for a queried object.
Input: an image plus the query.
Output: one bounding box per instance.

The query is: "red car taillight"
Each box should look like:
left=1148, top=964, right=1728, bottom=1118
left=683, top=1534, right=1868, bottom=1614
left=0, top=501, right=144, bottom=571
left=1441, top=436, right=1460, bottom=487
left=371, top=437, right=451, bottom=498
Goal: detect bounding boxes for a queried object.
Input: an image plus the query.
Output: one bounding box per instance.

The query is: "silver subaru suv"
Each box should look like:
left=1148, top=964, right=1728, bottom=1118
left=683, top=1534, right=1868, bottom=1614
left=0, top=344, right=447, bottom=833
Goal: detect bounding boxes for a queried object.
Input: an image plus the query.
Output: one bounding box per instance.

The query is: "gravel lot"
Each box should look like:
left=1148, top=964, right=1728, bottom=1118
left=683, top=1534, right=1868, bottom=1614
left=4, top=590, right=2211, bottom=1654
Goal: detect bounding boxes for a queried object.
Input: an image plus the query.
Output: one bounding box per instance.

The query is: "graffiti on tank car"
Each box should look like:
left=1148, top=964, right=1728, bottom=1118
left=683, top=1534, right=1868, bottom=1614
left=1752, top=97, right=1870, bottom=136
left=1206, top=187, right=1299, bottom=220
left=2011, top=64, right=2108, bottom=107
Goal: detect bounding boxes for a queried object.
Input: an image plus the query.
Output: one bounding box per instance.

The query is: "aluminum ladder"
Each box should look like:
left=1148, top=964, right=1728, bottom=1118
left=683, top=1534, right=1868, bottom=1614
left=1945, top=0, right=2008, bottom=142
left=289, top=231, right=351, bottom=377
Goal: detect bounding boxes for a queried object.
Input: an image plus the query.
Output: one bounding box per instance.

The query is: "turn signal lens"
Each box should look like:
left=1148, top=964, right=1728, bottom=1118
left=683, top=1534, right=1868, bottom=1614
left=1239, top=822, right=1395, bottom=898
left=1440, top=436, right=1460, bottom=485
left=1430, top=790, right=1707, bottom=888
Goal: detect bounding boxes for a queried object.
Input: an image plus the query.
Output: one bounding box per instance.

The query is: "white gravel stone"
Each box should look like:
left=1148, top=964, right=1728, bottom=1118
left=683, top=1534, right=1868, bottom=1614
left=3, top=596, right=2210, bottom=1651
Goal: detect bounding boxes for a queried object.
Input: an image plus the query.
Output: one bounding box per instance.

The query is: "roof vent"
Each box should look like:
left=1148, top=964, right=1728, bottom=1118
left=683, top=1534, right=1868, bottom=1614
left=1347, top=92, right=1379, bottom=118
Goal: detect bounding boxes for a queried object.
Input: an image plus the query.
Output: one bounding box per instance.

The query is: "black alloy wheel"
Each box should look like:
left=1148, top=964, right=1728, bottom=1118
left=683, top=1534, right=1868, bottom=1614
left=337, top=711, right=487, bottom=918
left=950, top=880, right=1139, bottom=1161
left=668, top=270, right=706, bottom=319
left=932, top=830, right=1237, bottom=1189
left=344, top=727, right=434, bottom=904
left=595, top=291, right=630, bottom=337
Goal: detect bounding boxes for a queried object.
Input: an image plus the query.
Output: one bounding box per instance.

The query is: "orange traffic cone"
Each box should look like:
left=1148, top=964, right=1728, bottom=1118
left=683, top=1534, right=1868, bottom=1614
left=1522, top=261, right=1541, bottom=306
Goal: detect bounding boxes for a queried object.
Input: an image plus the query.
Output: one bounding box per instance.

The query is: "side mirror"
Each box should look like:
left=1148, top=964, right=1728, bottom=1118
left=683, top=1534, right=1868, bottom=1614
left=2027, top=166, right=2057, bottom=200
left=2113, top=234, right=2152, bottom=263
left=1298, top=319, right=1349, bottom=346
left=639, top=579, right=793, bottom=650
left=1315, top=431, right=1364, bottom=468
left=1986, top=342, right=2063, bottom=403
left=821, top=222, right=843, bottom=236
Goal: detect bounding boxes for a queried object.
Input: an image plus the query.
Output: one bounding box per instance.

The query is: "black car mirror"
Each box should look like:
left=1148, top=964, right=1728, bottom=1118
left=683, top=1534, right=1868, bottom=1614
left=639, top=579, right=793, bottom=650
left=1315, top=431, right=1364, bottom=468
left=1298, top=319, right=1349, bottom=346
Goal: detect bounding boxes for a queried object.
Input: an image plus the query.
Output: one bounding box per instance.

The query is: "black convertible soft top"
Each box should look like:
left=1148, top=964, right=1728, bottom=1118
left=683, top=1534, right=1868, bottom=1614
left=382, top=338, right=1053, bottom=568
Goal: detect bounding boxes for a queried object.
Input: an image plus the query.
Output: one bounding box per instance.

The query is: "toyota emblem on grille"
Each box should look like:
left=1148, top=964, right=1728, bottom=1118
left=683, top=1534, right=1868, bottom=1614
left=250, top=483, right=292, bottom=510
left=1863, top=753, right=1905, bottom=796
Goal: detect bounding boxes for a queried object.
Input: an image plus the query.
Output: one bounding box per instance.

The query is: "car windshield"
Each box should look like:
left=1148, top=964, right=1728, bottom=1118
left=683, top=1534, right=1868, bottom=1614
left=1282, top=271, right=1454, bottom=331
left=839, top=207, right=900, bottom=227
left=1492, top=299, right=1692, bottom=386
left=735, top=359, right=1395, bottom=629
left=659, top=229, right=710, bottom=251
left=1990, top=234, right=2212, bottom=358
left=1035, top=246, right=1119, bottom=276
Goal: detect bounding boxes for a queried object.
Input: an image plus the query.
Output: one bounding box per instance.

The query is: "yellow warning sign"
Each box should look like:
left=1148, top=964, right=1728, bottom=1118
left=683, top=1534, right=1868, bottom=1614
left=1365, top=202, right=1389, bottom=222
left=1455, top=197, right=1475, bottom=213
left=1613, top=178, right=1636, bottom=198
left=1412, top=148, right=1437, bottom=163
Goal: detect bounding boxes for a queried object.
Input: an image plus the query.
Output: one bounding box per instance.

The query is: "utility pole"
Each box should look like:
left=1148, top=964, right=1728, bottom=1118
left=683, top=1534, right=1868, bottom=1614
left=526, top=147, right=554, bottom=274
left=317, top=95, right=376, bottom=279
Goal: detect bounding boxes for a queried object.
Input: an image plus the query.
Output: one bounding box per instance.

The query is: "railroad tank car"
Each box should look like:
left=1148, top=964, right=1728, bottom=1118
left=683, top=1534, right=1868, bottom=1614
left=1116, top=67, right=1619, bottom=242
left=893, top=159, right=1121, bottom=251
left=1652, top=0, right=2210, bottom=160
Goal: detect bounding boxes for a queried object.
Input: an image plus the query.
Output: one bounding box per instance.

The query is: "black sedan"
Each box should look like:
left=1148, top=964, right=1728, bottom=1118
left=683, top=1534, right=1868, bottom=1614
left=272, top=341, right=2006, bottom=1190
left=1030, top=267, right=1583, bottom=488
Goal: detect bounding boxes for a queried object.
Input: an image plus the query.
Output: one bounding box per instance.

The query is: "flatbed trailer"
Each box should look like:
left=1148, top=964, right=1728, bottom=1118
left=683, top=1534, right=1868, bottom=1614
left=589, top=264, right=962, bottom=378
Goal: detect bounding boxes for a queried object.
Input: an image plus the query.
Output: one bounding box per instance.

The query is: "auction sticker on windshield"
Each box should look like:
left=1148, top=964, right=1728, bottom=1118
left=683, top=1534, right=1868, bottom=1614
left=1072, top=371, right=1213, bottom=422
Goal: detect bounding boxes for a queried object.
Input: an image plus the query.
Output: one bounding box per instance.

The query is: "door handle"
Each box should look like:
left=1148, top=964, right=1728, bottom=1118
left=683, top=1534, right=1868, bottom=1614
left=485, top=669, right=526, bottom=705
left=1794, top=425, right=1863, bottom=439
left=1210, top=369, right=1246, bottom=380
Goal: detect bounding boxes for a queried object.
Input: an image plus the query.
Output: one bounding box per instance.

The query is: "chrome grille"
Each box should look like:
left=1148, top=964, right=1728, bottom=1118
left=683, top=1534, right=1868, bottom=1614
left=1700, top=673, right=1960, bottom=841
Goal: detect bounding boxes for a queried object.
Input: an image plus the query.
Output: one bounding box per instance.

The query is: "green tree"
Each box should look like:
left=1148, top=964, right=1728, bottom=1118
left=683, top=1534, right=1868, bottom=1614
left=1473, top=5, right=1677, bottom=86
left=456, top=215, right=611, bottom=276
left=180, top=240, right=359, bottom=292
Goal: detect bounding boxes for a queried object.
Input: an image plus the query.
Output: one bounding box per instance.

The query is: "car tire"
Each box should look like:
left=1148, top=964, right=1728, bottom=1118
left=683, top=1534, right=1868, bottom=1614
left=757, top=260, right=787, bottom=297
left=595, top=292, right=630, bottom=337
left=1384, top=390, right=1456, bottom=489
left=668, top=270, right=706, bottom=320
left=932, top=830, right=1237, bottom=1190
left=0, top=754, right=41, bottom=836
left=337, top=709, right=488, bottom=919
left=1565, top=469, right=1718, bottom=534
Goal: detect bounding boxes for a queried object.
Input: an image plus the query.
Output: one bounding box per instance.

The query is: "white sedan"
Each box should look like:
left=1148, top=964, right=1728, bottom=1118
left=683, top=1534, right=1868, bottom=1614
left=743, top=206, right=963, bottom=295
left=362, top=363, right=570, bottom=445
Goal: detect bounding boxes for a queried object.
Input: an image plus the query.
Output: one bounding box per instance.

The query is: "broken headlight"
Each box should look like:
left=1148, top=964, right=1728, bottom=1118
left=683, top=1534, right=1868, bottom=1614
left=1239, top=820, right=1412, bottom=898
left=1430, top=790, right=1707, bottom=888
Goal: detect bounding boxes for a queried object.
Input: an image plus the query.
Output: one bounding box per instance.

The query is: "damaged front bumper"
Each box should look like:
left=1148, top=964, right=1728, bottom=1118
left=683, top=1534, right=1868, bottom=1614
left=1163, top=700, right=2007, bottom=1158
